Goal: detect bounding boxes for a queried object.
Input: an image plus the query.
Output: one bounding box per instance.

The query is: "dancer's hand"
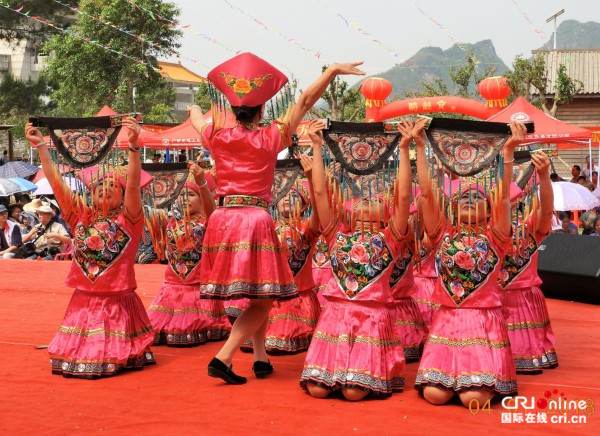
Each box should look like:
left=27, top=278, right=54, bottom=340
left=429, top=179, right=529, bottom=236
left=505, top=122, right=527, bottom=152
left=299, top=154, right=313, bottom=176
left=187, top=161, right=205, bottom=182
left=412, top=118, right=429, bottom=146
left=122, top=117, right=141, bottom=143
left=307, top=119, right=325, bottom=144
left=330, top=62, right=365, bottom=76
left=397, top=119, right=414, bottom=149
left=532, top=151, right=551, bottom=179
left=25, top=123, right=44, bottom=147
left=187, top=104, right=201, bottom=117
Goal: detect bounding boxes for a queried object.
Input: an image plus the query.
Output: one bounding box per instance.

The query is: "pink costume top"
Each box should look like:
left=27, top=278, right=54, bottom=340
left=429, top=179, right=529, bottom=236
left=322, top=218, right=409, bottom=305
left=277, top=220, right=319, bottom=292
left=430, top=224, right=511, bottom=309
left=65, top=209, right=143, bottom=293
left=163, top=216, right=206, bottom=285
left=498, top=218, right=546, bottom=290
left=202, top=123, right=288, bottom=202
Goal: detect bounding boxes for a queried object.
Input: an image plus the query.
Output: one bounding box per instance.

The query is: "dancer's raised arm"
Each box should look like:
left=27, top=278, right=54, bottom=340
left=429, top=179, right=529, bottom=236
left=413, top=118, right=440, bottom=236
left=496, top=122, right=526, bottom=238
left=391, top=120, right=416, bottom=235
left=531, top=152, right=554, bottom=236
left=307, top=120, right=333, bottom=230
left=122, top=117, right=143, bottom=221
left=288, top=63, right=365, bottom=132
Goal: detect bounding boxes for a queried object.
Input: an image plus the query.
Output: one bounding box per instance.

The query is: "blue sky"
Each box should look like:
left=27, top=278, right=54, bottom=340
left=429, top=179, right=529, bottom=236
left=168, top=0, right=599, bottom=88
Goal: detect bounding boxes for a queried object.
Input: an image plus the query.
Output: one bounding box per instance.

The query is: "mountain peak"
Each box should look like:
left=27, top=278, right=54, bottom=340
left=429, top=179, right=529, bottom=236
left=539, top=19, right=600, bottom=50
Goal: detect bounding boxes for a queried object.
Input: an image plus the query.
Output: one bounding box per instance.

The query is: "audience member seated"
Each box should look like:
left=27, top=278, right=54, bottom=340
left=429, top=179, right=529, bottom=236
left=554, top=211, right=578, bottom=234
left=592, top=171, right=598, bottom=189
left=0, top=205, right=22, bottom=259
left=22, top=205, right=71, bottom=260
left=550, top=173, right=562, bottom=182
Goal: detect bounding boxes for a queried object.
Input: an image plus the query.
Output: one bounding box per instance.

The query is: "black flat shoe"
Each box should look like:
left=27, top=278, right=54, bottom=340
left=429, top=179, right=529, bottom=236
left=252, top=360, right=274, bottom=379
left=208, top=357, right=247, bottom=385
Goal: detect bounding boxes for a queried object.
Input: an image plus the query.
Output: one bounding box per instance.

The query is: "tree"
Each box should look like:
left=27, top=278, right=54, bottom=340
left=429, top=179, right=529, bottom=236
left=43, top=0, right=181, bottom=118
left=0, top=74, right=52, bottom=137
left=193, top=82, right=211, bottom=112
left=310, top=66, right=364, bottom=121
left=504, top=53, right=583, bottom=117
left=0, top=1, right=80, bottom=45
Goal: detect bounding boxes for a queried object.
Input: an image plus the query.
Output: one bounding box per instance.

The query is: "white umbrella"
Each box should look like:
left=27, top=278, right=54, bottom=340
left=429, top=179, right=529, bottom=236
left=593, top=185, right=600, bottom=200
left=551, top=181, right=600, bottom=211
left=34, top=176, right=86, bottom=196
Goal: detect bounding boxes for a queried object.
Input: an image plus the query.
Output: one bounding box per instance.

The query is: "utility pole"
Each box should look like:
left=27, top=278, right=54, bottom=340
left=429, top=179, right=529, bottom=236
left=546, top=9, right=565, bottom=50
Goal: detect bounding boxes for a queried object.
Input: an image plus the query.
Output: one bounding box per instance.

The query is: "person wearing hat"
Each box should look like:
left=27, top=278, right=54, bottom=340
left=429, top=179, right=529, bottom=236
left=23, top=198, right=43, bottom=213
left=25, top=116, right=157, bottom=379
left=413, top=122, right=528, bottom=407
left=188, top=53, right=364, bottom=384
left=146, top=162, right=230, bottom=347
left=0, top=204, right=23, bottom=259
left=21, top=204, right=70, bottom=259
left=499, top=152, right=558, bottom=375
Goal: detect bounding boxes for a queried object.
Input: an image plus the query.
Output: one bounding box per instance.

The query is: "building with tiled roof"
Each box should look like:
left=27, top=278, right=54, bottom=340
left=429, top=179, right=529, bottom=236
left=158, top=61, right=207, bottom=117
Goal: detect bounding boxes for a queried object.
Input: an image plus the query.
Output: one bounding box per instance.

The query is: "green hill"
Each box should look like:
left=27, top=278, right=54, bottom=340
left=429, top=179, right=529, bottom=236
left=361, top=39, right=508, bottom=98
left=539, top=19, right=600, bottom=50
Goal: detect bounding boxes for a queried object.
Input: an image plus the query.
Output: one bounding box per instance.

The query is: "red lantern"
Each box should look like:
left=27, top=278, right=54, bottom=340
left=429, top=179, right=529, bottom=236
left=360, top=78, right=393, bottom=108
left=478, top=76, right=511, bottom=108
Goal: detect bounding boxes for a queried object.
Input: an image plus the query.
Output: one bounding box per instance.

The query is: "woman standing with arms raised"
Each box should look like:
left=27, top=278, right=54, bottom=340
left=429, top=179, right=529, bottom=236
left=189, top=53, right=364, bottom=384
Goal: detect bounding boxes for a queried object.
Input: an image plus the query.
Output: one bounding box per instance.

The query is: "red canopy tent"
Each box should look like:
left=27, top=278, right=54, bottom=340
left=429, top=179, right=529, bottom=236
left=486, top=97, right=592, bottom=145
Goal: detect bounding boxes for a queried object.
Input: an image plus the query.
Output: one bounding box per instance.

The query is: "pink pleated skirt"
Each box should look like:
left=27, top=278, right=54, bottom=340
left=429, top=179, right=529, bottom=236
left=239, top=290, right=322, bottom=355
left=199, top=207, right=297, bottom=301
left=147, top=281, right=230, bottom=346
left=502, top=286, right=558, bottom=373
left=390, top=297, right=428, bottom=362
left=412, top=276, right=441, bottom=329
left=300, top=300, right=405, bottom=397
left=415, top=306, right=518, bottom=396
left=48, top=289, right=155, bottom=379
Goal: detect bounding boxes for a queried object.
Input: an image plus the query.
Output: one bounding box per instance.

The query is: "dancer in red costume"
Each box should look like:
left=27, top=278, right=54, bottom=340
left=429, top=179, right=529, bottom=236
left=300, top=119, right=415, bottom=401
left=146, top=163, right=230, bottom=346
left=499, top=152, right=557, bottom=373
left=189, top=53, right=364, bottom=384
left=25, top=118, right=155, bottom=379
left=414, top=121, right=527, bottom=407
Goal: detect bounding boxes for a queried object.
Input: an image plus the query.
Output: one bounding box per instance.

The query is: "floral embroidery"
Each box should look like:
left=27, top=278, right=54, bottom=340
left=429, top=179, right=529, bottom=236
left=436, top=230, right=499, bottom=305
left=498, top=227, right=537, bottom=288
left=221, top=195, right=269, bottom=209
left=166, top=218, right=206, bottom=280
left=73, top=219, right=131, bottom=282
left=312, top=235, right=330, bottom=268
left=330, top=230, right=393, bottom=299
left=389, top=245, right=413, bottom=287
left=278, top=225, right=311, bottom=276
left=219, top=72, right=273, bottom=98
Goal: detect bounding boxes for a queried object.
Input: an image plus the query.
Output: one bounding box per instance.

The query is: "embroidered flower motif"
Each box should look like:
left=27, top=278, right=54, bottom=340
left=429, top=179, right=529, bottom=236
left=331, top=229, right=393, bottom=299
left=219, top=72, right=273, bottom=98
left=74, top=219, right=130, bottom=283
left=436, top=230, right=499, bottom=305
left=389, top=246, right=413, bottom=287
left=85, top=235, right=104, bottom=251
left=166, top=218, right=205, bottom=281
left=349, top=244, right=369, bottom=264
left=498, top=227, right=537, bottom=288
left=279, top=226, right=311, bottom=276
left=453, top=251, right=475, bottom=271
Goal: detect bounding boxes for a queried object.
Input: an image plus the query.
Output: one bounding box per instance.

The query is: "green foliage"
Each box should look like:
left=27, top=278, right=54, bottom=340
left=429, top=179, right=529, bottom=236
left=193, top=82, right=211, bottom=112
left=504, top=53, right=583, bottom=116
left=0, top=74, right=52, bottom=137
left=313, top=66, right=364, bottom=121
left=43, top=0, right=181, bottom=117
left=0, top=1, right=80, bottom=45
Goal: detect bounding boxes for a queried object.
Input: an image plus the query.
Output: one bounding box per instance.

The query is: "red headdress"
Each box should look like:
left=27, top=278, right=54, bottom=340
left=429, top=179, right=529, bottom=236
left=208, top=53, right=288, bottom=107
left=78, top=165, right=153, bottom=190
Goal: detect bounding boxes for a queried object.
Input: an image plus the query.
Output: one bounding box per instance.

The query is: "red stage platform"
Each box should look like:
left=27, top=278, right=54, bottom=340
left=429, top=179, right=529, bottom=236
left=0, top=260, right=598, bottom=435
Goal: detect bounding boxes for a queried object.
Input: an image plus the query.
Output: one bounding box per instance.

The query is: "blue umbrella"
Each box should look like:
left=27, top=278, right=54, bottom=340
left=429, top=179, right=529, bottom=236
left=7, top=177, right=38, bottom=192
left=164, top=148, right=171, bottom=163
left=0, top=178, right=22, bottom=196
left=0, top=161, right=39, bottom=178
